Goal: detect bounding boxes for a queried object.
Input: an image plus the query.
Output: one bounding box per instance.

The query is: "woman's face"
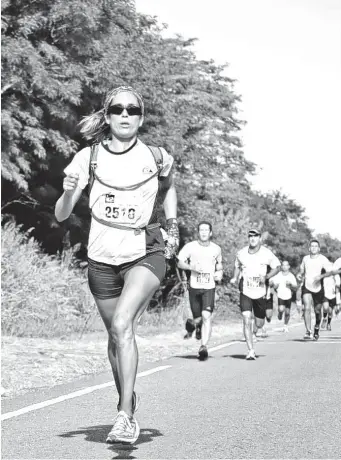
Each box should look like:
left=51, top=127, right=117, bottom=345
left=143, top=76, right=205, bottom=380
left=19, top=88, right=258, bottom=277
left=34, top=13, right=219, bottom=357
left=105, top=91, right=143, bottom=141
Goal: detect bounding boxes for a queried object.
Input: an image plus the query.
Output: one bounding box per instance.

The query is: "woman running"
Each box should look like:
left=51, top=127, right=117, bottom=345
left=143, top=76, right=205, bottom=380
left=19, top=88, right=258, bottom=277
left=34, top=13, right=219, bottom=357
left=55, top=86, right=178, bottom=444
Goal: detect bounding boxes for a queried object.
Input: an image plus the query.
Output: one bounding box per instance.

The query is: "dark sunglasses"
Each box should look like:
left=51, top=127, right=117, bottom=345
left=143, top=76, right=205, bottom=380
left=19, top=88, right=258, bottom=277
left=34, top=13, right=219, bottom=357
left=107, top=105, right=142, bottom=116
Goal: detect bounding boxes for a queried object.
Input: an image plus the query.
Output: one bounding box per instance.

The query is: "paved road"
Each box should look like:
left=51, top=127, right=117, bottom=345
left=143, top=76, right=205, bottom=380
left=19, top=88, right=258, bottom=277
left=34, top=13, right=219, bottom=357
left=2, top=321, right=341, bottom=459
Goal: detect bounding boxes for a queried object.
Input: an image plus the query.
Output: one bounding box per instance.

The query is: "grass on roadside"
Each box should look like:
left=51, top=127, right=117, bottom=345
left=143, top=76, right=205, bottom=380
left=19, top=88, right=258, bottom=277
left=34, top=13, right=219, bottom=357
left=1, top=221, right=96, bottom=338
left=1, top=222, right=240, bottom=339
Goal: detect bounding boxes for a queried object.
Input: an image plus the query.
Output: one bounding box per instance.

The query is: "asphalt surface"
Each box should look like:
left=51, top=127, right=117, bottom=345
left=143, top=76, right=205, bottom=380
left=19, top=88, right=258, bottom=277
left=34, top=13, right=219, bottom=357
left=2, top=321, right=341, bottom=459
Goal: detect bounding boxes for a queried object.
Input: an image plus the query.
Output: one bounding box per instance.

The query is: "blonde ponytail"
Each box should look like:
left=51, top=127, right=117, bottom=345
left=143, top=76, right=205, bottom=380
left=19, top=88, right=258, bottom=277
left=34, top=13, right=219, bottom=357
left=78, top=108, right=109, bottom=144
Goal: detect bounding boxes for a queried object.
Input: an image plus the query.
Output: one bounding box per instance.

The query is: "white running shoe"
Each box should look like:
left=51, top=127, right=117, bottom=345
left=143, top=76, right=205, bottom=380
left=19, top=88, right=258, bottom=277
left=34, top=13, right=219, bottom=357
left=303, top=330, right=312, bottom=340
left=320, top=318, right=327, bottom=330
left=260, top=327, right=268, bottom=338
left=283, top=326, right=289, bottom=333
left=106, top=411, right=140, bottom=445
left=246, top=349, right=256, bottom=360
left=252, top=333, right=258, bottom=343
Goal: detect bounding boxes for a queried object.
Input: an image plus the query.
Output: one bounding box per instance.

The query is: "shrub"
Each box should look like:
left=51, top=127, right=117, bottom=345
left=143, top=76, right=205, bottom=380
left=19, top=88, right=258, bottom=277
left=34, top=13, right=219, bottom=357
left=1, top=221, right=96, bottom=337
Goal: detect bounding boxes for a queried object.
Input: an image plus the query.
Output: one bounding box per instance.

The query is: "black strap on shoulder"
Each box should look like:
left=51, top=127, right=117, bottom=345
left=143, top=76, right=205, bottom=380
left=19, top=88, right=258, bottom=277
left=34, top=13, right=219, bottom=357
left=147, top=145, right=163, bottom=175
left=88, top=144, right=163, bottom=196
left=88, top=143, right=99, bottom=195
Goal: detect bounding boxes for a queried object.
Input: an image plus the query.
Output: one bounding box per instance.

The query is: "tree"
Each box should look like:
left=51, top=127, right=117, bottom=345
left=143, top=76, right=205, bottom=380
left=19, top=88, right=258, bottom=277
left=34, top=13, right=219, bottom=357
left=2, top=0, right=339, bottom=303
left=2, top=0, right=254, bottom=256
left=315, top=233, right=341, bottom=262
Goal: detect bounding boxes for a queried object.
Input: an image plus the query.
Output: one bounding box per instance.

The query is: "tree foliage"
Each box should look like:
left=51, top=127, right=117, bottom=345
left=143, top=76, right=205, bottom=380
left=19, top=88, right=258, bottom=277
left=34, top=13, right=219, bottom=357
left=2, top=0, right=339, bottom=305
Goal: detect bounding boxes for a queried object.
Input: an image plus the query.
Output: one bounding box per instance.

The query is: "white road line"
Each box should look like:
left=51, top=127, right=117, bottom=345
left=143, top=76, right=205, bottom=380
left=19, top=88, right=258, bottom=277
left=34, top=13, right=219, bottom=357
left=209, top=341, right=242, bottom=352
left=1, top=365, right=171, bottom=421
left=3, top=322, right=338, bottom=421
left=136, top=366, right=172, bottom=377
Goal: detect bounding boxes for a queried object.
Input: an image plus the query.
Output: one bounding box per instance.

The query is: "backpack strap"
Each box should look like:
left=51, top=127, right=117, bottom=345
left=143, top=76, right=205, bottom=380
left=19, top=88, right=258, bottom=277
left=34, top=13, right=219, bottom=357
left=88, top=144, right=163, bottom=195
left=88, top=144, right=99, bottom=195
left=88, top=143, right=165, bottom=232
left=147, top=145, right=163, bottom=175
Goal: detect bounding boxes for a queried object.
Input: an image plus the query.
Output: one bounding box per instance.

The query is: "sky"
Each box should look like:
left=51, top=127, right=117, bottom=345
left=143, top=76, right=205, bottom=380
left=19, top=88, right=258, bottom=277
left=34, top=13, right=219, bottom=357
left=136, top=0, right=341, bottom=239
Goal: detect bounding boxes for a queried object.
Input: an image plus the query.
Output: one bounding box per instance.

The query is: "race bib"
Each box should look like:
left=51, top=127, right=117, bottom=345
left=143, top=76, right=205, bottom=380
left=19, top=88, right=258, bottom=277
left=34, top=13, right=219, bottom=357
left=100, top=193, right=140, bottom=225
left=197, top=273, right=210, bottom=284
left=246, top=276, right=261, bottom=289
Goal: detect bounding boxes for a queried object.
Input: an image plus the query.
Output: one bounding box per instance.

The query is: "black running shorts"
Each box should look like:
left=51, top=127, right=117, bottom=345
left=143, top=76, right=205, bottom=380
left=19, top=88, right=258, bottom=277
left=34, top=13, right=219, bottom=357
left=88, top=252, right=166, bottom=300
left=302, top=285, right=324, bottom=306
left=278, top=298, right=292, bottom=309
left=188, top=287, right=215, bottom=319
left=240, top=293, right=267, bottom=319
left=324, top=297, right=336, bottom=308
left=266, top=294, right=274, bottom=310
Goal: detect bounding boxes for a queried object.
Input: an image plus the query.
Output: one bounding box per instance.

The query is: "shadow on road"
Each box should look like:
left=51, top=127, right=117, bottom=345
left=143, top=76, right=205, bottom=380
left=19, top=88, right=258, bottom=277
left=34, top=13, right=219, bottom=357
left=110, top=428, right=163, bottom=459
left=59, top=425, right=163, bottom=458
left=319, top=336, right=341, bottom=340
left=173, top=354, right=200, bottom=360
left=223, top=354, right=265, bottom=359
left=290, top=336, right=341, bottom=343
left=290, top=339, right=312, bottom=343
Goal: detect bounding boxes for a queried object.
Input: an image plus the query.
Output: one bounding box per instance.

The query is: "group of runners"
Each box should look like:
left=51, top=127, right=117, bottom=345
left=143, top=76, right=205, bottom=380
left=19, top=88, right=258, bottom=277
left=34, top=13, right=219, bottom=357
left=55, top=85, right=340, bottom=445
left=182, top=226, right=341, bottom=362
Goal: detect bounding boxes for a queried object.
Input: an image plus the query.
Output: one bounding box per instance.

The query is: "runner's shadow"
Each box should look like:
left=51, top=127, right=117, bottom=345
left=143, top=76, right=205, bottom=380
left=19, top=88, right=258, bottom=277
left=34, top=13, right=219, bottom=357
left=110, top=428, right=163, bottom=459
left=290, top=339, right=313, bottom=343
left=59, top=425, right=163, bottom=458
left=174, top=354, right=200, bottom=360
left=224, top=354, right=265, bottom=359
left=319, top=336, right=341, bottom=340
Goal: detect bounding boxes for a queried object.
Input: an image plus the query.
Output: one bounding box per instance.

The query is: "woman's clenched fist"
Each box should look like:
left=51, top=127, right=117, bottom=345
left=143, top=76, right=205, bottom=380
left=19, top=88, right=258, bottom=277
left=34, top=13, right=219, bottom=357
left=63, top=173, right=79, bottom=195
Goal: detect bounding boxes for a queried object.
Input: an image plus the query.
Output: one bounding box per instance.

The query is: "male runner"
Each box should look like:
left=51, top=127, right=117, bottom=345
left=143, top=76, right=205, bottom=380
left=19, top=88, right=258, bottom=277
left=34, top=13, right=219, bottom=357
left=318, top=257, right=341, bottom=317
left=255, top=279, right=273, bottom=339
left=264, top=264, right=275, bottom=328
left=177, top=221, right=223, bottom=361
left=321, top=273, right=337, bottom=331
left=270, top=260, right=297, bottom=332
left=317, top=257, right=341, bottom=280
left=231, top=225, right=280, bottom=360
left=333, top=258, right=341, bottom=315
left=297, top=240, right=331, bottom=340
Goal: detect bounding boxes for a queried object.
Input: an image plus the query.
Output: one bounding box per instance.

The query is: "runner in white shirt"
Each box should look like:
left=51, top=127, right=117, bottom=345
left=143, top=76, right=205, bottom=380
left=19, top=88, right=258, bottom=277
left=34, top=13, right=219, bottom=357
left=318, top=257, right=341, bottom=317
left=177, top=222, right=223, bottom=361
left=321, top=273, right=337, bottom=331
left=255, top=265, right=274, bottom=339
left=333, top=258, right=341, bottom=315
left=231, top=226, right=280, bottom=360
left=264, top=261, right=277, bottom=329
left=55, top=86, right=178, bottom=445
left=297, top=240, right=332, bottom=341
left=270, top=260, right=297, bottom=332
